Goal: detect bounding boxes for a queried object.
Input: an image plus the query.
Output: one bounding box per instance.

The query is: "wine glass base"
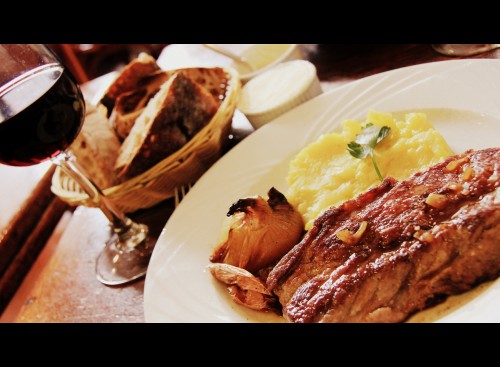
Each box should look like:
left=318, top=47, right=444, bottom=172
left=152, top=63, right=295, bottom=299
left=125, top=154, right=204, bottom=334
left=95, top=223, right=155, bottom=286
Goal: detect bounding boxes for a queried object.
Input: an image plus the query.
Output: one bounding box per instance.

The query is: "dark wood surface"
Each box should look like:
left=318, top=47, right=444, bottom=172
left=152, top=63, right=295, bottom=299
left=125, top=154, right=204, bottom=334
left=1, top=44, right=499, bottom=323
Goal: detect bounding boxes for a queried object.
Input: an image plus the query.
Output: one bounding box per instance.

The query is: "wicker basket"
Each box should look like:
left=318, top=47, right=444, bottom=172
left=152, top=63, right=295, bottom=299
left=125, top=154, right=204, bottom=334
left=51, top=67, right=240, bottom=213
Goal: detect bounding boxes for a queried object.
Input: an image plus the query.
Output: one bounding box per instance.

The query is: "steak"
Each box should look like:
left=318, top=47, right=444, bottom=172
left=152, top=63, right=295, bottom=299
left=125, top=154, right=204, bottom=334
left=267, top=148, right=500, bottom=322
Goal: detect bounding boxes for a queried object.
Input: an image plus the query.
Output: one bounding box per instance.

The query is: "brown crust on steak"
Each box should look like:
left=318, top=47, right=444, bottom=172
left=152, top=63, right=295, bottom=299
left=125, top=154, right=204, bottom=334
left=267, top=148, right=500, bottom=323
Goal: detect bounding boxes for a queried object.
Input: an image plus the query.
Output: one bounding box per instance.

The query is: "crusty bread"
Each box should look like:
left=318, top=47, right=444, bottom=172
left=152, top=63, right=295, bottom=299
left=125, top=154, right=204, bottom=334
left=70, top=103, right=121, bottom=189
left=108, top=71, right=172, bottom=140
left=109, top=68, right=227, bottom=141
left=100, top=52, right=160, bottom=114
left=114, top=72, right=219, bottom=180
left=176, top=67, right=228, bottom=106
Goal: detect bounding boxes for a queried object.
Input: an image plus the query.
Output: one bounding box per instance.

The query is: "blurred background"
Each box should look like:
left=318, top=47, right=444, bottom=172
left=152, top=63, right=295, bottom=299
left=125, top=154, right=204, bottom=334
left=48, top=44, right=169, bottom=84
left=49, top=44, right=490, bottom=87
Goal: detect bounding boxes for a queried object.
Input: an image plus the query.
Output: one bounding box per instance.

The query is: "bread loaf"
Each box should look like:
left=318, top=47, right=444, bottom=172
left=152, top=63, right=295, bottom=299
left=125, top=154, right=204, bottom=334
left=70, top=104, right=121, bottom=189
left=109, top=68, right=228, bottom=141
left=114, top=71, right=219, bottom=180
left=109, top=71, right=172, bottom=140
left=100, top=52, right=160, bottom=114
left=176, top=67, right=228, bottom=105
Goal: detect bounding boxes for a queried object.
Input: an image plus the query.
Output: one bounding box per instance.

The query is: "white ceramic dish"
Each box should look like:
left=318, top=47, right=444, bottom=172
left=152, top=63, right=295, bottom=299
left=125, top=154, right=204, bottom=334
left=156, top=44, right=303, bottom=83
left=238, top=60, right=322, bottom=129
left=144, top=59, right=500, bottom=323
left=234, top=44, right=303, bottom=82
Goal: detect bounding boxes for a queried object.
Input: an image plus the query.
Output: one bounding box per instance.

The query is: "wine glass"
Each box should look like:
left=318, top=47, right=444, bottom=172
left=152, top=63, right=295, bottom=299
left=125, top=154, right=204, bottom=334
left=0, top=44, right=154, bottom=286
left=431, top=44, right=500, bottom=57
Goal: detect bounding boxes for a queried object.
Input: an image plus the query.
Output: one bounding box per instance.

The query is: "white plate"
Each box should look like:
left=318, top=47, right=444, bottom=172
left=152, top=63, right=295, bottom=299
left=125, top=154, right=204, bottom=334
left=144, top=59, right=500, bottom=323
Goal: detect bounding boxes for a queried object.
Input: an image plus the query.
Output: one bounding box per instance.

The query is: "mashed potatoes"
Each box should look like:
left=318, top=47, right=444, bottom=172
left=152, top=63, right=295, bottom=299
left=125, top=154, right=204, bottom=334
left=287, top=110, right=454, bottom=230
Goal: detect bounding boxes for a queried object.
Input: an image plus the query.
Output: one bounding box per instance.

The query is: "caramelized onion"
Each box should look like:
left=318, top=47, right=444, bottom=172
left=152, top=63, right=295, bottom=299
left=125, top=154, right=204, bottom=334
left=209, top=187, right=304, bottom=274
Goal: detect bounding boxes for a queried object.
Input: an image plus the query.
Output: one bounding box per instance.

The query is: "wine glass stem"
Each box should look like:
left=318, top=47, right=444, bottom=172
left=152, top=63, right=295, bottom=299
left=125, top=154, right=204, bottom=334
left=53, top=151, right=134, bottom=235
left=54, top=152, right=151, bottom=285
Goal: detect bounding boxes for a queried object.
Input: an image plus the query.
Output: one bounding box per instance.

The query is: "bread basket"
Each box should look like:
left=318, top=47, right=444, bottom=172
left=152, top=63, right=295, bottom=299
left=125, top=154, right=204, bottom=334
left=51, top=67, right=240, bottom=213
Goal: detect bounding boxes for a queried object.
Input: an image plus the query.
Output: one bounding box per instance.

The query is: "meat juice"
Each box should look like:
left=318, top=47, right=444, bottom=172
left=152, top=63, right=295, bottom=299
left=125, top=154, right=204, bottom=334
left=0, top=64, right=85, bottom=166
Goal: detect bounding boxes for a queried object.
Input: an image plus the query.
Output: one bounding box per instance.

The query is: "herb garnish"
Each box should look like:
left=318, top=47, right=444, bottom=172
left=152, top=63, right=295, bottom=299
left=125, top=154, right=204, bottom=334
left=347, top=123, right=391, bottom=182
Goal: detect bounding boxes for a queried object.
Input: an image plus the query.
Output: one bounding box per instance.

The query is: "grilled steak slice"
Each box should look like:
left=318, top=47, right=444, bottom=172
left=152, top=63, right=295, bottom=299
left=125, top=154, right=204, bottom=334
left=267, top=148, right=500, bottom=323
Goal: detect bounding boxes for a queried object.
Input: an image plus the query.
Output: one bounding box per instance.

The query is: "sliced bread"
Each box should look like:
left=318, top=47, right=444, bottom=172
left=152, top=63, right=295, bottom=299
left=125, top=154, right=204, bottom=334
left=70, top=104, right=121, bottom=189
left=108, top=70, right=172, bottom=140
left=100, top=52, right=160, bottom=114
left=114, top=72, right=219, bottom=180
left=177, top=67, right=228, bottom=105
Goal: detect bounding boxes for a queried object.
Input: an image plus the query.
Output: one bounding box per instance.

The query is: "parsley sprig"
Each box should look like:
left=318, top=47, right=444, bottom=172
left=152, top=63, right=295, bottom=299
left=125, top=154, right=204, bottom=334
left=347, top=123, right=391, bottom=182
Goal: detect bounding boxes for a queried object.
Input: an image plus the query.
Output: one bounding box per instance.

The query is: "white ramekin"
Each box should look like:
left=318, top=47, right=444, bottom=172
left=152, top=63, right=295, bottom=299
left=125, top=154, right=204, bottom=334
left=238, top=60, right=322, bottom=129
left=239, top=44, right=304, bottom=83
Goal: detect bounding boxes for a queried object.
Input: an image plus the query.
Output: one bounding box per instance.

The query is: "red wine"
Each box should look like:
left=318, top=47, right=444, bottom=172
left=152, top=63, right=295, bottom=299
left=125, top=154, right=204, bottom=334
left=0, top=65, right=85, bottom=166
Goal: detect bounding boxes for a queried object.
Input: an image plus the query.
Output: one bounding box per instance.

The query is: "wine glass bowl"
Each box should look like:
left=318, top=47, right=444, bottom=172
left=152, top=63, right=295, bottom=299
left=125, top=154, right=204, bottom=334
left=0, top=60, right=84, bottom=166
left=0, top=44, right=153, bottom=286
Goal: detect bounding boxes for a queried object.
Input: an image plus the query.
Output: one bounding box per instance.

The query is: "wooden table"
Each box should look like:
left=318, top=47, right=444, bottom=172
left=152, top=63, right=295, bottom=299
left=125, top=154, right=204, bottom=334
left=2, top=44, right=499, bottom=322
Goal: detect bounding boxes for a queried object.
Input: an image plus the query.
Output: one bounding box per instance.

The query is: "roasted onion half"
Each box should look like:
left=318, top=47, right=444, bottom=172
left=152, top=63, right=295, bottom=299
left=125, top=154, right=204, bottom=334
left=209, top=187, right=304, bottom=311
left=210, top=187, right=304, bottom=274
